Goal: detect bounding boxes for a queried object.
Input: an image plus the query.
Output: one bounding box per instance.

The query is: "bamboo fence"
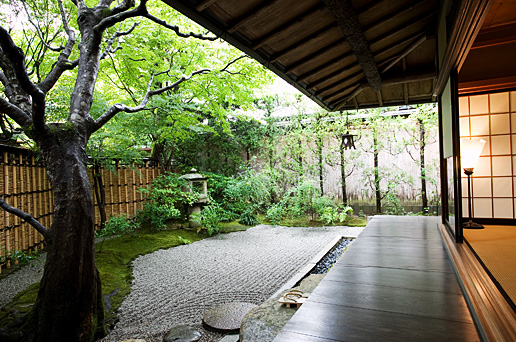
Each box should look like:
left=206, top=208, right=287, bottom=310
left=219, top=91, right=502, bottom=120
left=0, top=145, right=161, bottom=272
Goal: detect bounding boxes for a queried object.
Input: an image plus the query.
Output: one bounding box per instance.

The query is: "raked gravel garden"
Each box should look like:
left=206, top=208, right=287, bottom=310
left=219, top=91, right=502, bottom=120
left=1, top=224, right=363, bottom=342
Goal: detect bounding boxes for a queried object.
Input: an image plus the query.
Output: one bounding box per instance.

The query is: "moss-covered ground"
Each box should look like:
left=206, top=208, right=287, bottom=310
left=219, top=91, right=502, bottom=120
left=260, top=215, right=367, bottom=228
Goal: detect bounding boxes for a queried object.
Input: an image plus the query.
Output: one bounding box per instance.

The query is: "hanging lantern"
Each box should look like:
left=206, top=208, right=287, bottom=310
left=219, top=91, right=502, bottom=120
left=340, top=132, right=356, bottom=150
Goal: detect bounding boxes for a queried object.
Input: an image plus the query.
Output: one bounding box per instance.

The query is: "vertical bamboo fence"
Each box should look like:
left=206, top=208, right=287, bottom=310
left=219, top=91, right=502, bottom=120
left=0, top=145, right=161, bottom=273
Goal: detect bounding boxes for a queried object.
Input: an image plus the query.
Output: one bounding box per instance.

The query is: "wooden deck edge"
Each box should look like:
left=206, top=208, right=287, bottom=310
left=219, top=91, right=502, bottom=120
left=439, top=224, right=516, bottom=342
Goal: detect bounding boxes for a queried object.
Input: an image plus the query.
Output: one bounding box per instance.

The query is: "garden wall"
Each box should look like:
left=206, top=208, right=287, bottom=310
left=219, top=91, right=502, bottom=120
left=0, top=145, right=161, bottom=272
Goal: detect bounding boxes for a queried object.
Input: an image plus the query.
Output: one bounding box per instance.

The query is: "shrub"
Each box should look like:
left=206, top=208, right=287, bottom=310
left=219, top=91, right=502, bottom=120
left=266, top=203, right=285, bottom=225
left=319, top=205, right=353, bottom=225
left=96, top=213, right=138, bottom=238
left=239, top=209, right=259, bottom=226
left=137, top=173, right=200, bottom=229
left=197, top=204, right=222, bottom=236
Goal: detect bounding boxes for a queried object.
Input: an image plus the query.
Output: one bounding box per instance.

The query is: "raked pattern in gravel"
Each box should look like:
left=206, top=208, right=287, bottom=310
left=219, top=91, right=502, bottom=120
left=99, top=225, right=363, bottom=342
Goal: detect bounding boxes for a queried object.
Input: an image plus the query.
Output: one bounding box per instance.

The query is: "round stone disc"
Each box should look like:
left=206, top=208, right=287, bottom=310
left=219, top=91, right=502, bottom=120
left=202, top=302, right=257, bottom=333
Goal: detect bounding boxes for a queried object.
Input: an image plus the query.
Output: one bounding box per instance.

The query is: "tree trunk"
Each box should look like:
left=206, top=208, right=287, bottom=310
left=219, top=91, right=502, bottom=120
left=340, top=140, right=348, bottom=206
left=24, top=130, right=105, bottom=342
left=373, top=134, right=381, bottom=214
left=419, top=119, right=428, bottom=213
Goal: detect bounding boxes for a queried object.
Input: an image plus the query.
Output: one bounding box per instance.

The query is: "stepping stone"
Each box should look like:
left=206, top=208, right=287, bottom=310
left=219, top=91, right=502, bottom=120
left=163, top=324, right=201, bottom=342
left=203, top=302, right=257, bottom=333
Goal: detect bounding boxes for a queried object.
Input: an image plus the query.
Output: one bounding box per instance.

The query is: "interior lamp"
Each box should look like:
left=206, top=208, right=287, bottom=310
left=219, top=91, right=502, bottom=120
left=460, top=137, right=486, bottom=229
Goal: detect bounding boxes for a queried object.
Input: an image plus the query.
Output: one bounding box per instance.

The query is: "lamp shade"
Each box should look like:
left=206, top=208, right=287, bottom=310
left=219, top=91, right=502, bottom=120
left=460, top=138, right=486, bottom=169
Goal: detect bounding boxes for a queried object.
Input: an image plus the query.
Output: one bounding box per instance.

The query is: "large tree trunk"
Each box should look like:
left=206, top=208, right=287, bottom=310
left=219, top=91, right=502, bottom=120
left=24, top=130, right=105, bottom=342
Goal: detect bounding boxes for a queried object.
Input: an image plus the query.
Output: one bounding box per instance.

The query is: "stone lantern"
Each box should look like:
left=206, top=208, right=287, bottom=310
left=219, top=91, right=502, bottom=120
left=179, top=168, right=208, bottom=228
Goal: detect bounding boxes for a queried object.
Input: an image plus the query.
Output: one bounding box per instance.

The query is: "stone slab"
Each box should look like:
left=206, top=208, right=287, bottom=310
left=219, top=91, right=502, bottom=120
left=163, top=324, right=201, bottom=342
left=203, top=302, right=257, bottom=333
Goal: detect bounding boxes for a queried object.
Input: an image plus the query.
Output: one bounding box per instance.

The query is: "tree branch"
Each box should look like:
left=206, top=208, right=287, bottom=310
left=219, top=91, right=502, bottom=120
left=142, top=12, right=218, bottom=41
left=38, top=0, right=78, bottom=94
left=22, top=1, right=65, bottom=52
left=0, top=196, right=50, bottom=240
left=91, top=68, right=210, bottom=132
left=0, top=25, right=46, bottom=129
left=96, top=0, right=218, bottom=41
left=0, top=96, right=32, bottom=127
left=100, top=22, right=140, bottom=60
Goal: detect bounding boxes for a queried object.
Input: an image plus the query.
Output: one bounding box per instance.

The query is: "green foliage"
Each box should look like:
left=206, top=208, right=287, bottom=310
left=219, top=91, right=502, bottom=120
left=195, top=205, right=222, bottom=236
left=3, top=250, right=39, bottom=265
left=265, top=204, right=285, bottom=225
left=137, top=173, right=200, bottom=229
left=239, top=209, right=259, bottom=226
left=319, top=205, right=354, bottom=225
left=178, top=236, right=192, bottom=245
left=95, top=214, right=138, bottom=238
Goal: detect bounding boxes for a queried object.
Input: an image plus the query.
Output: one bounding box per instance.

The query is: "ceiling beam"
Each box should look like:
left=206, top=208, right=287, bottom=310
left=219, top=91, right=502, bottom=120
left=284, top=38, right=348, bottom=74
left=252, top=3, right=327, bottom=50
left=331, top=67, right=436, bottom=107
left=309, top=33, right=428, bottom=97
left=227, top=0, right=282, bottom=34
left=269, top=22, right=338, bottom=63
left=296, top=31, right=425, bottom=86
left=195, top=0, right=217, bottom=12
left=381, top=33, right=426, bottom=74
left=323, top=0, right=381, bottom=91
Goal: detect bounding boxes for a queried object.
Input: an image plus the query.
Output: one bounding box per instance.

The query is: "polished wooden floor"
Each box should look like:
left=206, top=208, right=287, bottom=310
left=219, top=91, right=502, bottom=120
left=273, top=216, right=481, bottom=342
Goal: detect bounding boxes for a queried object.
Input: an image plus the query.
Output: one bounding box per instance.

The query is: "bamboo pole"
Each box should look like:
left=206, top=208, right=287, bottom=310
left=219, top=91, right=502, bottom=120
left=124, top=167, right=130, bottom=216
left=116, top=161, right=122, bottom=216
left=12, top=153, right=19, bottom=263
left=132, top=166, right=138, bottom=214
left=2, top=152, right=9, bottom=271
left=37, top=161, right=44, bottom=250
left=19, top=153, right=26, bottom=253
left=31, top=156, right=37, bottom=250
left=108, top=168, right=114, bottom=220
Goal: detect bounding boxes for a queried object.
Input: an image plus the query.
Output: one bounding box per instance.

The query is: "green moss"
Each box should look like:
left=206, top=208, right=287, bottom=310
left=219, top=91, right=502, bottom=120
left=259, top=215, right=367, bottom=227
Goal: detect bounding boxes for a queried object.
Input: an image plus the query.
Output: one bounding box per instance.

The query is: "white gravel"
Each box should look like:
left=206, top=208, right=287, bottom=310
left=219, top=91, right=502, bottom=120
left=0, top=225, right=364, bottom=342
left=0, top=253, right=46, bottom=307
left=100, top=225, right=362, bottom=342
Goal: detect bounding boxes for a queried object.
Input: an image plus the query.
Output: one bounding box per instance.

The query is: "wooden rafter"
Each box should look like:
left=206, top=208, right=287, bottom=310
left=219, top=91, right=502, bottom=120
left=285, top=38, right=347, bottom=74
left=309, top=67, right=361, bottom=92
left=195, top=0, right=217, bottom=11
left=307, top=33, right=426, bottom=94
left=252, top=3, right=326, bottom=50
left=381, top=33, right=427, bottom=74
left=295, top=16, right=433, bottom=90
left=227, top=0, right=282, bottom=34
left=323, top=0, right=381, bottom=91
left=270, top=22, right=338, bottom=63
left=284, top=2, right=430, bottom=76
left=331, top=67, right=436, bottom=107
left=297, top=51, right=354, bottom=83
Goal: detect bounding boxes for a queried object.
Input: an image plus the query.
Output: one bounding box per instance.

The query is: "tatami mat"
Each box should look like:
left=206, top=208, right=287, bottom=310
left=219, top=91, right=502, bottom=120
left=464, top=225, right=516, bottom=307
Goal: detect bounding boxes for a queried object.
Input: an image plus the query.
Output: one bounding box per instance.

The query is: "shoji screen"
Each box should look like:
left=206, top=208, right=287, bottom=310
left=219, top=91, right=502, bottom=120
left=459, top=92, right=516, bottom=220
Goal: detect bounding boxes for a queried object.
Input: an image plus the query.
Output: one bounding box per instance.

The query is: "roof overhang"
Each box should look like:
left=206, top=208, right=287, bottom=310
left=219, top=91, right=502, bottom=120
left=163, top=0, right=514, bottom=110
